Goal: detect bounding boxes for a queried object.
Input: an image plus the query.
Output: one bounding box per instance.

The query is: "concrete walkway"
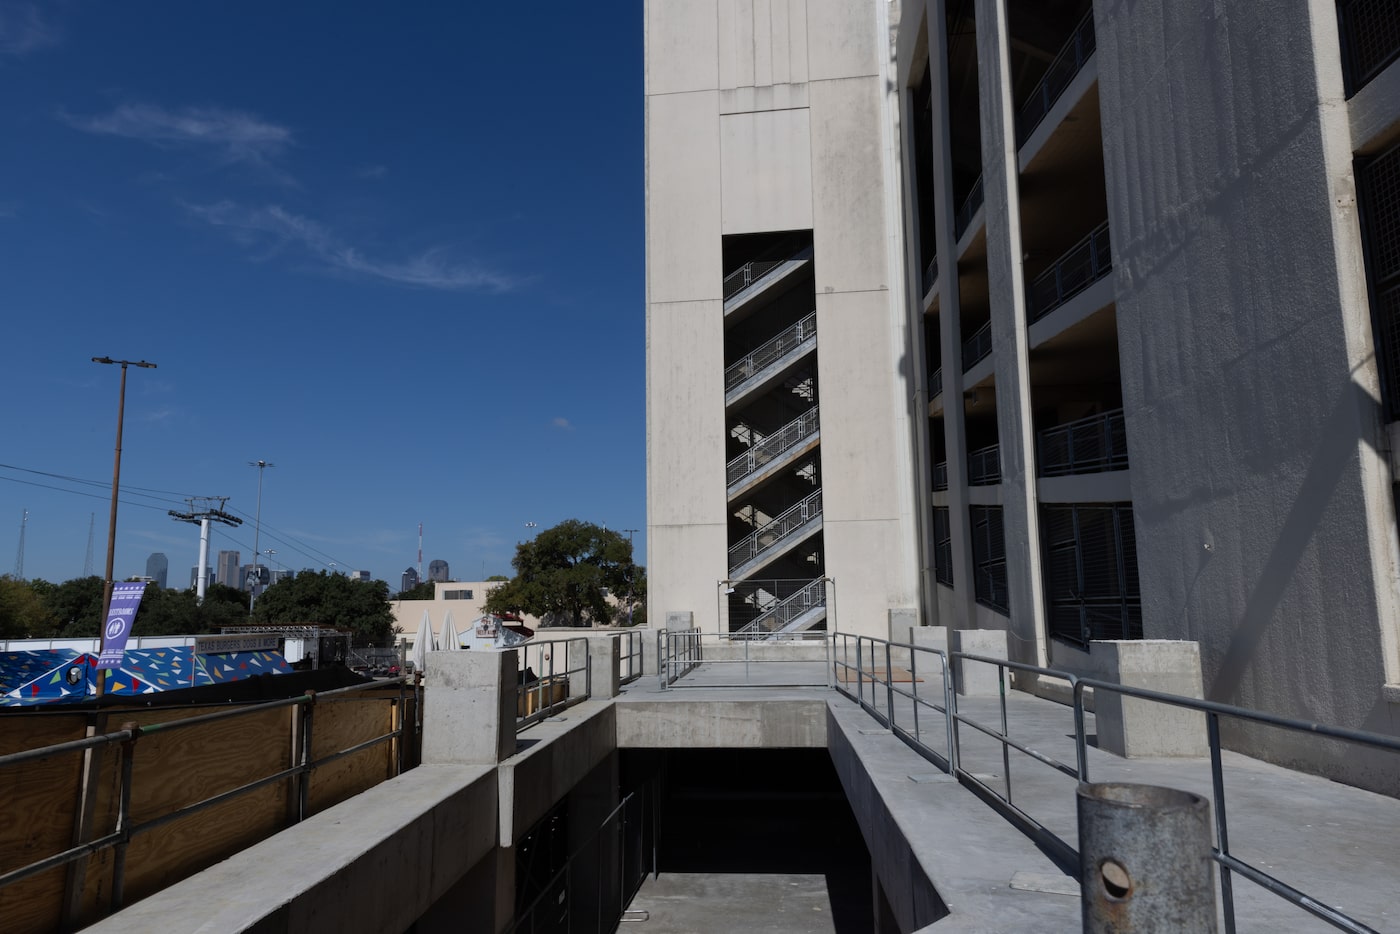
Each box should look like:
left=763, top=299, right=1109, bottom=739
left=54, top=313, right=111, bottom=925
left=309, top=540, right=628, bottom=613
left=633, top=658, right=1400, bottom=932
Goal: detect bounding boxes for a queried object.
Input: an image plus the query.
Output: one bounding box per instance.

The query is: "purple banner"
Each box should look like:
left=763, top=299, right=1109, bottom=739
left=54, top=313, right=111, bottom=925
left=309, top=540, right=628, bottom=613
left=97, top=581, right=148, bottom=670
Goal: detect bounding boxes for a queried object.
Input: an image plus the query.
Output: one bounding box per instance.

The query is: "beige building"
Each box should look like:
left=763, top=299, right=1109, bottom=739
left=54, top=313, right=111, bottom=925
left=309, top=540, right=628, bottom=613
left=645, top=0, right=1400, bottom=792
left=392, top=581, right=540, bottom=651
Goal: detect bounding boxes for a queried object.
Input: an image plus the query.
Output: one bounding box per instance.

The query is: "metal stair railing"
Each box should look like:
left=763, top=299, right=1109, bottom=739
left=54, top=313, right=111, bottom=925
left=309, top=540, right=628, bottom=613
left=733, top=578, right=827, bottom=638
left=1016, top=11, right=1096, bottom=145
left=954, top=175, right=984, bottom=240
left=725, top=313, right=817, bottom=393
left=967, top=444, right=1001, bottom=486
left=728, top=489, right=823, bottom=573
left=723, top=245, right=813, bottom=302
left=1027, top=220, right=1111, bottom=323
left=726, top=406, right=820, bottom=487
left=962, top=320, right=993, bottom=370
left=1037, top=407, right=1128, bottom=476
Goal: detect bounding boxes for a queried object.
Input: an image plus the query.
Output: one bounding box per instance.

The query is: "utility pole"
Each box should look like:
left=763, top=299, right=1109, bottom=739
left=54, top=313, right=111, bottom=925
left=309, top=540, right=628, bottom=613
left=14, top=509, right=26, bottom=579
left=83, top=513, right=95, bottom=578
left=168, top=497, right=242, bottom=604
left=248, top=460, right=274, bottom=614
left=92, top=355, right=157, bottom=697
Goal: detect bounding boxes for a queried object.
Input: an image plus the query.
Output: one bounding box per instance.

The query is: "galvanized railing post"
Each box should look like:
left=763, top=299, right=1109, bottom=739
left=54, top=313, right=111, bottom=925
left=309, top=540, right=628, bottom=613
left=998, top=664, right=1012, bottom=805
left=885, top=641, right=895, bottom=728
left=910, top=646, right=921, bottom=746
left=855, top=638, right=865, bottom=711
left=299, top=690, right=316, bottom=821
left=1208, top=712, right=1236, bottom=934
left=109, top=722, right=138, bottom=911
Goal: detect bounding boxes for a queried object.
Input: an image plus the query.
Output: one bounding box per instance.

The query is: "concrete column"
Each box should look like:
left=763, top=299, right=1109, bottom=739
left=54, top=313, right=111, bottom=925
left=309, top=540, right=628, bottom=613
left=972, top=0, right=1047, bottom=667
left=926, top=1, right=976, bottom=634
left=569, top=634, right=621, bottom=700
left=949, top=628, right=1009, bottom=696
left=422, top=649, right=517, bottom=765
left=1089, top=641, right=1208, bottom=758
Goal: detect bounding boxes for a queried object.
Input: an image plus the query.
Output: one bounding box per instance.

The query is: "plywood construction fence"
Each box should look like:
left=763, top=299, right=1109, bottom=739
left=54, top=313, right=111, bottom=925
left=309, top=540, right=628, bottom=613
left=0, top=687, right=414, bottom=933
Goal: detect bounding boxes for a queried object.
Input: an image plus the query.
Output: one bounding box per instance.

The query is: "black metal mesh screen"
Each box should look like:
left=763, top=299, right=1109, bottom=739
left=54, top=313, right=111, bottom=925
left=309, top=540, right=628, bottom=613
left=1340, top=0, right=1400, bottom=94
left=1360, top=140, right=1400, bottom=414
left=1040, top=504, right=1142, bottom=647
left=970, top=506, right=1008, bottom=613
left=933, top=507, right=953, bottom=587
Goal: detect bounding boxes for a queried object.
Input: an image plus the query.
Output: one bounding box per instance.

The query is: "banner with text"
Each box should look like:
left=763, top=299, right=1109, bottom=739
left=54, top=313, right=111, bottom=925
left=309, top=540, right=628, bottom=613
left=97, top=581, right=149, bottom=670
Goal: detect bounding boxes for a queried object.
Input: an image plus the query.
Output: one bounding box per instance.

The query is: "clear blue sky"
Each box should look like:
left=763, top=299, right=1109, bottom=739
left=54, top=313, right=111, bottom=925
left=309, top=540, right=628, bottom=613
left=0, top=2, right=645, bottom=589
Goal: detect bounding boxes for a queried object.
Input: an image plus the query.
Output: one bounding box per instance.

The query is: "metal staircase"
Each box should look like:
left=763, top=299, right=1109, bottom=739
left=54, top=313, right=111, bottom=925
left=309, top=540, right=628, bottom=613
left=726, top=406, right=821, bottom=500
left=724, top=313, right=817, bottom=407
left=733, top=577, right=828, bottom=639
left=727, top=489, right=824, bottom=578
left=723, top=245, right=815, bottom=315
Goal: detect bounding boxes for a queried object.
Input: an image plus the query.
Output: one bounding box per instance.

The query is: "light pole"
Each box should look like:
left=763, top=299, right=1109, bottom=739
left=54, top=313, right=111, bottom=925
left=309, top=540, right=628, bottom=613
left=716, top=579, right=736, bottom=635
left=92, top=356, right=157, bottom=696
left=248, top=460, right=274, bottom=614
left=822, top=576, right=837, bottom=634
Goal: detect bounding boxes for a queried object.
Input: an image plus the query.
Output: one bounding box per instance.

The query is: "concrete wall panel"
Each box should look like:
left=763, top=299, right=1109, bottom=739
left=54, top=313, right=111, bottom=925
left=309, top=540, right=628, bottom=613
left=824, top=519, right=920, bottom=638
left=810, top=76, right=887, bottom=293
left=647, top=299, right=727, bottom=526
left=720, top=109, right=814, bottom=234
left=804, top=0, right=877, bottom=80
left=1096, top=0, right=1400, bottom=783
left=645, top=0, right=719, bottom=95
left=646, top=91, right=721, bottom=305
left=647, top=522, right=730, bottom=631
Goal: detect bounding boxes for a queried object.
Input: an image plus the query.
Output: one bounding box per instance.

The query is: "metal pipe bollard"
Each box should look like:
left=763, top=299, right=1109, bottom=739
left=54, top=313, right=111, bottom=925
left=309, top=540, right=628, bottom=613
left=1077, top=782, right=1217, bottom=932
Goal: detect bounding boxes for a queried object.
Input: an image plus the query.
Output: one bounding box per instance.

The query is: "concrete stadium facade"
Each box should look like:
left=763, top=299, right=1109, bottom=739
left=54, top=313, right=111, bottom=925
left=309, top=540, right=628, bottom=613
left=645, top=0, right=1400, bottom=792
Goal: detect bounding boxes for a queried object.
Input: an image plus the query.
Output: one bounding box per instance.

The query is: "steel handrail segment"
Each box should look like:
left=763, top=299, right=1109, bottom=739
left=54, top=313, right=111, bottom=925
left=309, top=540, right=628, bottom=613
left=0, top=676, right=412, bottom=912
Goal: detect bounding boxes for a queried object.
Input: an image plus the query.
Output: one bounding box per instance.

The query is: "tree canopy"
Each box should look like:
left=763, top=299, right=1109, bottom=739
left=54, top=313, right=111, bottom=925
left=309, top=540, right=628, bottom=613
left=251, top=571, right=396, bottom=645
left=484, top=520, right=645, bottom=627
left=395, top=580, right=437, bottom=601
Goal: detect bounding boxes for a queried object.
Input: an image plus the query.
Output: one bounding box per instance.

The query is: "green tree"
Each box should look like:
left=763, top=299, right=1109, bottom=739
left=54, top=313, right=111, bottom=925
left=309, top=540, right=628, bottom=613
left=484, top=520, right=642, bottom=627
left=41, top=576, right=105, bottom=637
left=395, top=580, right=437, bottom=600
left=251, top=571, right=395, bottom=646
left=0, top=575, right=51, bottom=638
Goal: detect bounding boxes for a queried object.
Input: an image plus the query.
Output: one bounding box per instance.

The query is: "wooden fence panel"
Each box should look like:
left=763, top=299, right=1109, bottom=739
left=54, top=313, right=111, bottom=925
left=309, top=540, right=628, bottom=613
left=307, top=696, right=396, bottom=814
left=0, top=715, right=91, bottom=934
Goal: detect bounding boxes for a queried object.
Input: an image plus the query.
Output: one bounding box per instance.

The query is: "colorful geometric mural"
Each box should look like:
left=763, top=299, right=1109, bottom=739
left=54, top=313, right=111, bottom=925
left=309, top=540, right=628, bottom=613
left=0, top=647, right=293, bottom=706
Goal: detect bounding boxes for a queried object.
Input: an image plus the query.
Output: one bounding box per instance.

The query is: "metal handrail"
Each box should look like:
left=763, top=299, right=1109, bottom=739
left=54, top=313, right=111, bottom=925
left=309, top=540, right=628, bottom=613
left=0, top=677, right=411, bottom=913
left=922, top=255, right=939, bottom=296
left=727, top=489, right=824, bottom=573
left=954, top=175, right=984, bottom=240
left=1072, top=677, right=1400, bottom=934
left=725, top=313, right=817, bottom=393
left=661, top=632, right=832, bottom=689
left=1037, top=407, right=1127, bottom=476
left=619, top=630, right=643, bottom=685
left=516, top=637, right=591, bottom=730
left=932, top=460, right=948, bottom=492
left=657, top=627, right=703, bottom=688
left=967, top=444, right=1001, bottom=486
left=722, top=245, right=813, bottom=302
left=831, top=633, right=957, bottom=773
left=962, top=320, right=992, bottom=370
left=1026, top=220, right=1111, bottom=322
left=929, top=367, right=942, bottom=399
left=726, top=406, right=820, bottom=487
left=1016, top=11, right=1096, bottom=144
left=733, top=578, right=826, bottom=638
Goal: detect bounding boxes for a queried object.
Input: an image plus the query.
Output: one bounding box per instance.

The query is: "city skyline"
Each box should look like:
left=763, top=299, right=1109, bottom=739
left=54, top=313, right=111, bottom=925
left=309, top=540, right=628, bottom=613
left=0, top=4, right=646, bottom=589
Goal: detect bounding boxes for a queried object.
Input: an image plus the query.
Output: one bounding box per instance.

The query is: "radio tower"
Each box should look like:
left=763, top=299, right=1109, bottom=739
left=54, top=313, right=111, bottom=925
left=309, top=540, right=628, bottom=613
left=169, top=497, right=243, bottom=604
left=418, top=523, right=423, bottom=580
left=83, top=513, right=95, bottom=577
left=13, top=509, right=26, bottom=579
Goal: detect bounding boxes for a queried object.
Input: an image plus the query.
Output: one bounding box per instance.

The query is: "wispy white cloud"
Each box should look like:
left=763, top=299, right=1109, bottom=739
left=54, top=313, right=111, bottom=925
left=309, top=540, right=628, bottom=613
left=138, top=406, right=177, bottom=423
left=0, top=2, right=59, bottom=57
left=185, top=200, right=515, bottom=292
left=63, top=103, right=292, bottom=166
left=551, top=417, right=573, bottom=430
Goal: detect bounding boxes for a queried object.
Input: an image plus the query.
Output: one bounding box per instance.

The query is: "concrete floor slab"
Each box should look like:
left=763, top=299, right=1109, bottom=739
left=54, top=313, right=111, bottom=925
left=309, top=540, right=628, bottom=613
left=627, top=873, right=841, bottom=934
